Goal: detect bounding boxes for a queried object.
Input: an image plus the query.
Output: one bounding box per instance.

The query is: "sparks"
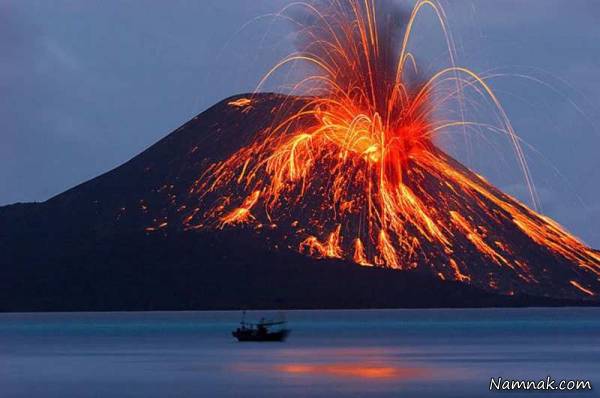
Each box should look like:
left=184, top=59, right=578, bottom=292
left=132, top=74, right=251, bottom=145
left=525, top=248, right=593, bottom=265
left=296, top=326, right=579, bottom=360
left=181, top=0, right=600, bottom=298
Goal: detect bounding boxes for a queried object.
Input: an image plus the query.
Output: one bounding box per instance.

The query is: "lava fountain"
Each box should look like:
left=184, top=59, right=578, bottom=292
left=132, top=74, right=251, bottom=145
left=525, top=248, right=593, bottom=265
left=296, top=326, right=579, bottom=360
left=182, top=0, right=599, bottom=298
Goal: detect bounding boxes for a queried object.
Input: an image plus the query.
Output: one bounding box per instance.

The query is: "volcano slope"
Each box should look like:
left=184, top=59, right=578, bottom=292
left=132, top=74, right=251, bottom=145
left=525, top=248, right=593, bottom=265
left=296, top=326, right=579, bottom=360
left=1, top=93, right=598, bottom=311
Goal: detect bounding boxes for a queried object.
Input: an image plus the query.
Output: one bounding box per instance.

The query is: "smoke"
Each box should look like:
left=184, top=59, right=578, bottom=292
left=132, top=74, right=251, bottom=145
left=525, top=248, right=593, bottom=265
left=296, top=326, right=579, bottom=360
left=286, top=0, right=424, bottom=111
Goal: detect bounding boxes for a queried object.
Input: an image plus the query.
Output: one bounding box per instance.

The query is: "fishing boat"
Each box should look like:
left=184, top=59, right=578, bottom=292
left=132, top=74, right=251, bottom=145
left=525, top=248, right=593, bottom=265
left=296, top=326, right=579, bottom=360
left=232, top=312, right=290, bottom=342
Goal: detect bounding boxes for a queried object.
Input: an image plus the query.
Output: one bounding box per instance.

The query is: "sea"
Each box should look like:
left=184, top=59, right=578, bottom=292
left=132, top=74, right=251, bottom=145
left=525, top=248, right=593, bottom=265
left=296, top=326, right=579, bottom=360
left=1, top=308, right=598, bottom=397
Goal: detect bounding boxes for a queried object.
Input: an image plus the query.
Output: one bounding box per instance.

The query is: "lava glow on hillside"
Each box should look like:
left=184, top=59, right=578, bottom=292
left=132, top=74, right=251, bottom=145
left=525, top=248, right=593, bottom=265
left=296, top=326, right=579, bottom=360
left=179, top=0, right=599, bottom=298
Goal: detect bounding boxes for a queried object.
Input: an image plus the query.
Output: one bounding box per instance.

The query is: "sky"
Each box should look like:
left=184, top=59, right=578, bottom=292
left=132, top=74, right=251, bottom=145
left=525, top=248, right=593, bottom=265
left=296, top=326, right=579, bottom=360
left=2, top=0, right=600, bottom=246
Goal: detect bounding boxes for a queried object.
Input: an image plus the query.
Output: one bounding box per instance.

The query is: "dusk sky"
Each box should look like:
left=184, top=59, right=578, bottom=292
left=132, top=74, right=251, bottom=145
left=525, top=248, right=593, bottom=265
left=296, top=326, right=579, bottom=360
left=2, top=0, right=600, bottom=246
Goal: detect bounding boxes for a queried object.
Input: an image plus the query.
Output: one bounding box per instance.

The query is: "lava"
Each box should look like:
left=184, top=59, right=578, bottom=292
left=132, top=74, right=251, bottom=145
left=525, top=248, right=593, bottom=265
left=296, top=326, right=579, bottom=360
left=219, top=189, right=261, bottom=227
left=180, top=0, right=599, bottom=298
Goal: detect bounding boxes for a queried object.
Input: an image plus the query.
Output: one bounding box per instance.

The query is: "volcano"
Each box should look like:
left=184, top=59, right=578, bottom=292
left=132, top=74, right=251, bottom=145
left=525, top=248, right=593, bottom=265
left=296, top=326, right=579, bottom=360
left=1, top=93, right=598, bottom=311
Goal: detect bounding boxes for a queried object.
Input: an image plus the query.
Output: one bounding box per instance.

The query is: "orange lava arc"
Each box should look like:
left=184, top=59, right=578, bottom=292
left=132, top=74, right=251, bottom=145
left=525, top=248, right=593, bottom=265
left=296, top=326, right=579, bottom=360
left=183, top=0, right=600, bottom=298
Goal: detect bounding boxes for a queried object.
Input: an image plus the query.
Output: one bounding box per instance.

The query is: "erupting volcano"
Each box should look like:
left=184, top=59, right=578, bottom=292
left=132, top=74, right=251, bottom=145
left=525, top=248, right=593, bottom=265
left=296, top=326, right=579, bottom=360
left=164, top=0, right=599, bottom=300
left=2, top=0, right=599, bottom=311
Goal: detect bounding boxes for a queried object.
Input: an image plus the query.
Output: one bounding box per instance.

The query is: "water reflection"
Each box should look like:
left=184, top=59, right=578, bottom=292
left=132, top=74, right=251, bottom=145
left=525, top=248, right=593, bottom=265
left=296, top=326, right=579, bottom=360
left=276, top=362, right=427, bottom=379
left=233, top=346, right=432, bottom=382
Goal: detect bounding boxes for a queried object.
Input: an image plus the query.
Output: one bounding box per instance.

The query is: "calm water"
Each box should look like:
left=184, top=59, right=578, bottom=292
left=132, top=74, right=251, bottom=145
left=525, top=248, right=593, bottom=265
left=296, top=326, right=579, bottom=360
left=0, top=308, right=598, bottom=397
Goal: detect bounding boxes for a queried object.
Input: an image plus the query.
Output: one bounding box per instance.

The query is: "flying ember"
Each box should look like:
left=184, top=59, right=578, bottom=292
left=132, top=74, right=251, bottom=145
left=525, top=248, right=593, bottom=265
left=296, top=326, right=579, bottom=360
left=181, top=0, right=599, bottom=298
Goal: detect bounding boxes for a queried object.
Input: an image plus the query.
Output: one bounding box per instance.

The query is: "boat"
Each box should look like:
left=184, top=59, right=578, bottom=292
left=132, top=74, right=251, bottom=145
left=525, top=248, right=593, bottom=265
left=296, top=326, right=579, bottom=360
left=232, top=312, right=290, bottom=342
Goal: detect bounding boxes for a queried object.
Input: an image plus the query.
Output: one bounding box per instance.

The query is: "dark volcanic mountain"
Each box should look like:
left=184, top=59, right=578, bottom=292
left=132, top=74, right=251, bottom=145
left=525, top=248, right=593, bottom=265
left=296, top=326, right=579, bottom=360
left=1, top=93, right=598, bottom=311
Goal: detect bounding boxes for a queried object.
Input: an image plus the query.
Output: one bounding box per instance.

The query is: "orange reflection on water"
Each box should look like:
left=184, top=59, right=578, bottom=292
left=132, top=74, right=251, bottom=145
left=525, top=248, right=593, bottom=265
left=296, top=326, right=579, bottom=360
left=276, top=362, right=426, bottom=380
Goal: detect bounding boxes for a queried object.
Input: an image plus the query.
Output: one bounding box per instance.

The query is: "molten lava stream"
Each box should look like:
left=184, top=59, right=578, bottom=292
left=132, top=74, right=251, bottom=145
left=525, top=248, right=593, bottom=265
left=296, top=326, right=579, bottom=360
left=179, top=0, right=600, bottom=299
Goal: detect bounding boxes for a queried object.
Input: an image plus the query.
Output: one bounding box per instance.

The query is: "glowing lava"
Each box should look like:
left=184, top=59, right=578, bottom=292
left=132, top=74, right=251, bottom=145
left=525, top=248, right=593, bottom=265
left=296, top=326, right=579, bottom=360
left=179, top=0, right=599, bottom=299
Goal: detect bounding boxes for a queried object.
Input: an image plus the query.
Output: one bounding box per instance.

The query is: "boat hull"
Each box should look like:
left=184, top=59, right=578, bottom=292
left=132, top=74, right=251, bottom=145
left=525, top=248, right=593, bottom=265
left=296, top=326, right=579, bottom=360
left=232, top=329, right=290, bottom=342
